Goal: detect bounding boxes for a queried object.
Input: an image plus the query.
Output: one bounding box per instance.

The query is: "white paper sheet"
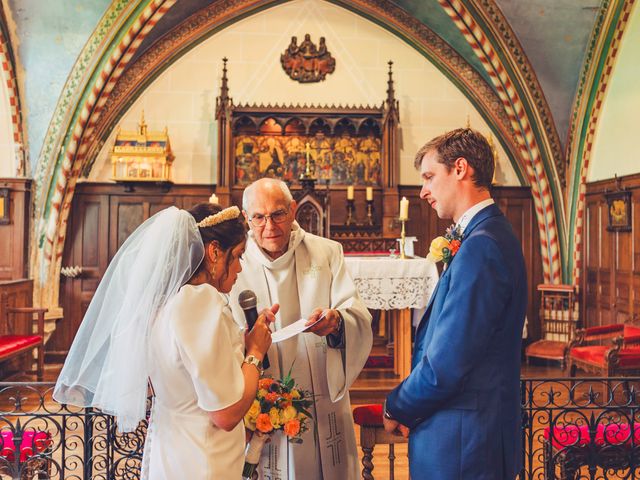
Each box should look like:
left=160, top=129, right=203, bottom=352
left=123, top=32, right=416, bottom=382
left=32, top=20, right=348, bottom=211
left=271, top=316, right=322, bottom=343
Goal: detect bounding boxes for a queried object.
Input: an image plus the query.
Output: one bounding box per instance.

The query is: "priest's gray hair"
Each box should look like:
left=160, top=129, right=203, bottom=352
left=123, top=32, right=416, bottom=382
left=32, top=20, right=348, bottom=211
left=242, top=178, right=293, bottom=212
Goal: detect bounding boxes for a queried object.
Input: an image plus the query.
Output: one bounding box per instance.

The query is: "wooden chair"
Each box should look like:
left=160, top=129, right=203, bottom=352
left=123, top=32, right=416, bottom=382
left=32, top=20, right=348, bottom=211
left=352, top=404, right=408, bottom=479
left=525, top=284, right=578, bottom=368
left=567, top=324, right=640, bottom=377
left=0, top=292, right=46, bottom=380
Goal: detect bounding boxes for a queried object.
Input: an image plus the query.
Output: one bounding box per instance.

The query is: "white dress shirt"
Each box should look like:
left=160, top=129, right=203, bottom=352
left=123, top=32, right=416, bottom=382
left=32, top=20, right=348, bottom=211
left=455, top=198, right=495, bottom=233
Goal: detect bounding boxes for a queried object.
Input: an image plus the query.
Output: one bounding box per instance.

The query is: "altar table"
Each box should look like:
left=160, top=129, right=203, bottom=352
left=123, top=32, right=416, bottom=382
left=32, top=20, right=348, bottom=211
left=344, top=255, right=439, bottom=378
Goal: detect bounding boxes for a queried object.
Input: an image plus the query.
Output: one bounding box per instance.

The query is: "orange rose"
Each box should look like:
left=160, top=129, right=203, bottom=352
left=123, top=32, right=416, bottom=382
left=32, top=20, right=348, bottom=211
left=283, top=419, right=300, bottom=437
left=265, top=392, right=280, bottom=404
left=259, top=378, right=274, bottom=390
left=256, top=413, right=273, bottom=433
left=449, top=239, right=461, bottom=255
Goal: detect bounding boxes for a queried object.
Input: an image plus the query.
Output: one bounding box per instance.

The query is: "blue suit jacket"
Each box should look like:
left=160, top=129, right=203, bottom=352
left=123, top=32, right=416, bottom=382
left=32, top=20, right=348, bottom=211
left=386, top=204, right=527, bottom=480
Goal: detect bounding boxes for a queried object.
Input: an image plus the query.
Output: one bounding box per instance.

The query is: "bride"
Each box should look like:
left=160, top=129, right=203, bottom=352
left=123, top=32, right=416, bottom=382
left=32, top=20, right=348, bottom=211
left=54, top=203, right=276, bottom=479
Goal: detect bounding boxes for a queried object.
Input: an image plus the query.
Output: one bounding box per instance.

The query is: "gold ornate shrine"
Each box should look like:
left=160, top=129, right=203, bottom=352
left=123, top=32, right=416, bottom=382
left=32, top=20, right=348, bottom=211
left=215, top=58, right=401, bottom=244
left=110, top=113, right=175, bottom=183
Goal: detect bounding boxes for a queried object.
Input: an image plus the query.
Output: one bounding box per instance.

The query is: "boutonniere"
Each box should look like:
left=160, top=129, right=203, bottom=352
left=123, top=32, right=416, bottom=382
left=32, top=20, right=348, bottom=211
left=427, top=224, right=463, bottom=265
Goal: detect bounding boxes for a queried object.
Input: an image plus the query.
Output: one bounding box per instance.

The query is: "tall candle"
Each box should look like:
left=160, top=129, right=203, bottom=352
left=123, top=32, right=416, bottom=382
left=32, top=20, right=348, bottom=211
left=399, top=196, right=409, bottom=220
left=366, top=186, right=373, bottom=201
left=209, top=193, right=219, bottom=204
left=347, top=185, right=354, bottom=200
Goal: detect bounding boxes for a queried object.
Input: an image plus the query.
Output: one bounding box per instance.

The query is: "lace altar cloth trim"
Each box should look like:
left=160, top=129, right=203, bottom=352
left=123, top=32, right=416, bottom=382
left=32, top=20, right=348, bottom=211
left=344, top=256, right=438, bottom=310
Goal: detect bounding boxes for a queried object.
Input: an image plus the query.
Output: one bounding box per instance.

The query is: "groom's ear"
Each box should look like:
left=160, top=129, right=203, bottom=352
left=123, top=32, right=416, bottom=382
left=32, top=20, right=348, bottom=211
left=453, top=157, right=470, bottom=180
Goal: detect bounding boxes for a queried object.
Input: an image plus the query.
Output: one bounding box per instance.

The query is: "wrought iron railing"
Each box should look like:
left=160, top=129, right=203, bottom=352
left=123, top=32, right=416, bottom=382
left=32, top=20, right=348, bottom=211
left=520, top=377, right=640, bottom=479
left=0, top=383, right=148, bottom=479
left=2, top=378, right=640, bottom=479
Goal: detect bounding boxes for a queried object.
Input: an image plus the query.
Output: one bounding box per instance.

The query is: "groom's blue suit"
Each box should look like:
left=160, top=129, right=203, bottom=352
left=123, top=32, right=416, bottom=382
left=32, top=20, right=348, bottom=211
left=386, top=203, right=527, bottom=479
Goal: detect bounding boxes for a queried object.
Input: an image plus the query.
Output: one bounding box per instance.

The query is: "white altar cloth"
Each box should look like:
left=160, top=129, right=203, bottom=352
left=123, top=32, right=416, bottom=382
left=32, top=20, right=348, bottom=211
left=344, top=256, right=439, bottom=310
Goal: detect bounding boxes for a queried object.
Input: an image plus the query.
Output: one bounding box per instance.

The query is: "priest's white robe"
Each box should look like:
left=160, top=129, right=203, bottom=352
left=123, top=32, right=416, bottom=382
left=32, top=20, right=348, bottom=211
left=231, top=224, right=372, bottom=480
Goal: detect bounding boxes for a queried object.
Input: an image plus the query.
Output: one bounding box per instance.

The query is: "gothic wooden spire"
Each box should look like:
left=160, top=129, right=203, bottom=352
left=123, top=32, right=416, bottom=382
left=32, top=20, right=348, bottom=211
left=386, top=60, right=395, bottom=104
left=216, top=57, right=232, bottom=119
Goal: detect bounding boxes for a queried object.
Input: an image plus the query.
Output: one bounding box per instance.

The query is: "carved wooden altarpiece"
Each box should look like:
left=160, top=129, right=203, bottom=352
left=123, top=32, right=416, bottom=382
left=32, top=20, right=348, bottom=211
left=215, top=58, right=401, bottom=246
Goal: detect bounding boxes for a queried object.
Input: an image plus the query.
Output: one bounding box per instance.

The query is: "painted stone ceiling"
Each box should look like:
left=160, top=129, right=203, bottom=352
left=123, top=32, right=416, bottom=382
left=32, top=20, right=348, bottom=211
left=131, top=0, right=603, bottom=149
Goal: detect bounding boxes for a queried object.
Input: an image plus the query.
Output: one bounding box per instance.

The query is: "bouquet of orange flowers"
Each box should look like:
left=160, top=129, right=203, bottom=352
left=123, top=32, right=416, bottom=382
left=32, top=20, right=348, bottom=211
left=242, top=369, right=313, bottom=479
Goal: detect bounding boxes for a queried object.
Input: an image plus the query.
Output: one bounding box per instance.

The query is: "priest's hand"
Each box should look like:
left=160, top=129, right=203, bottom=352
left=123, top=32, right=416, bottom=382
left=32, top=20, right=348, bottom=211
left=383, top=416, right=410, bottom=438
left=305, top=308, right=341, bottom=337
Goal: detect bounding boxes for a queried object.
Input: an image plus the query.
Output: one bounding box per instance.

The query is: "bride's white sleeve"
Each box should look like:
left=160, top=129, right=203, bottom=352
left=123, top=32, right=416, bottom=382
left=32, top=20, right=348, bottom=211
left=170, top=286, right=245, bottom=412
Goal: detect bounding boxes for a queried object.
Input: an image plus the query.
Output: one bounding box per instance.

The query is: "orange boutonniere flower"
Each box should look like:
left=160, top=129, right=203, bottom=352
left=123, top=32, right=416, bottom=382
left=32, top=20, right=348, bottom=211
left=427, top=224, right=463, bottom=265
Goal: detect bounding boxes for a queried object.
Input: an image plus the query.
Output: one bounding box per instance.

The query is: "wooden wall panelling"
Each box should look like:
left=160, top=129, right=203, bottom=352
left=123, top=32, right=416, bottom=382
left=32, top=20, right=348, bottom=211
left=51, top=183, right=213, bottom=357
left=634, top=198, right=640, bottom=323
left=584, top=196, right=600, bottom=327
left=399, top=185, right=542, bottom=337
left=109, top=195, right=179, bottom=257
left=0, top=179, right=31, bottom=281
left=584, top=174, right=640, bottom=329
left=49, top=194, right=110, bottom=361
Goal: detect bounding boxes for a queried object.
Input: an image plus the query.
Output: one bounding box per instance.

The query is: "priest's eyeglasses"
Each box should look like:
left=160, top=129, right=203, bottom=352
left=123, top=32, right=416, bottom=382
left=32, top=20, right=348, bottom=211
left=249, top=208, right=289, bottom=227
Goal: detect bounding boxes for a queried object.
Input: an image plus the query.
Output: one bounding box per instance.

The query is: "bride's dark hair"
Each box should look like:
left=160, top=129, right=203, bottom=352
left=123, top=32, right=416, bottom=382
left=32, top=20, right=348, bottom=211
left=189, top=203, right=248, bottom=248
left=188, top=203, right=248, bottom=277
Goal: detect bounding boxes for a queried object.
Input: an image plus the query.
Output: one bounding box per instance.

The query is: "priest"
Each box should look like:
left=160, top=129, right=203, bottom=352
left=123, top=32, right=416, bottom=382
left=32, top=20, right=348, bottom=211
left=231, top=178, right=372, bottom=479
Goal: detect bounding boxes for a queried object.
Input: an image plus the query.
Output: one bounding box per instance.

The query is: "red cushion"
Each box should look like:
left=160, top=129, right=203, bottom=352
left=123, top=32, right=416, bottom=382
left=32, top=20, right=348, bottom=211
left=585, top=324, right=624, bottom=336
left=353, top=404, right=384, bottom=426
left=526, top=340, right=567, bottom=360
left=617, top=346, right=640, bottom=368
left=544, top=424, right=640, bottom=449
left=365, top=355, right=394, bottom=369
left=569, top=345, right=608, bottom=366
left=624, top=325, right=640, bottom=337
left=0, top=430, right=51, bottom=462
left=0, top=335, right=42, bottom=358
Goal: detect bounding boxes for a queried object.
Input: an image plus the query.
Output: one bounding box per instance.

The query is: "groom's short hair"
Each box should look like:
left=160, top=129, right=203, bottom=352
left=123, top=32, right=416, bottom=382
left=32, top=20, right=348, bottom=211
left=414, top=128, right=495, bottom=189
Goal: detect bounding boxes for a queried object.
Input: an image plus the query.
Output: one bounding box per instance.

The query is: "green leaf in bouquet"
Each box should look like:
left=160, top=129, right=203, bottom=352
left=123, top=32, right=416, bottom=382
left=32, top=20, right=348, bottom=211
left=288, top=437, right=303, bottom=444
left=282, top=360, right=296, bottom=386
left=284, top=377, right=295, bottom=390
left=297, top=406, right=313, bottom=420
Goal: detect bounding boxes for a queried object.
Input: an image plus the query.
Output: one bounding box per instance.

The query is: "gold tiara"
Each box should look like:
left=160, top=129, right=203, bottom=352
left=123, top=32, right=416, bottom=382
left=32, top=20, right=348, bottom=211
left=196, top=206, right=241, bottom=228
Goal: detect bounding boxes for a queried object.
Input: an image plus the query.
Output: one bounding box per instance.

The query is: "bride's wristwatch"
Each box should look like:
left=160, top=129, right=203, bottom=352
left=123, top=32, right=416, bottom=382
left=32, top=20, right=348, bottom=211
left=243, top=354, right=264, bottom=376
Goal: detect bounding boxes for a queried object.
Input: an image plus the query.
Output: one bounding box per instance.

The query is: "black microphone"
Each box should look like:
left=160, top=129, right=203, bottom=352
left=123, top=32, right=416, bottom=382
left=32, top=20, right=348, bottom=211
left=238, top=290, right=270, bottom=370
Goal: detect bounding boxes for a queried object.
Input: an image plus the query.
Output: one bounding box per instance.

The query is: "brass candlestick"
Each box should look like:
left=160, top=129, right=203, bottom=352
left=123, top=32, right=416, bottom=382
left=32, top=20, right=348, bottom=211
left=365, top=199, right=374, bottom=226
left=399, top=218, right=407, bottom=259
left=345, top=199, right=355, bottom=226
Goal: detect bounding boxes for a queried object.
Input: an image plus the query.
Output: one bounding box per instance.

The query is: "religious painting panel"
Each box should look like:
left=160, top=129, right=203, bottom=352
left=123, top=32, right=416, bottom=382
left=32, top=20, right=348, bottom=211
left=605, top=190, right=632, bottom=232
left=233, top=116, right=382, bottom=187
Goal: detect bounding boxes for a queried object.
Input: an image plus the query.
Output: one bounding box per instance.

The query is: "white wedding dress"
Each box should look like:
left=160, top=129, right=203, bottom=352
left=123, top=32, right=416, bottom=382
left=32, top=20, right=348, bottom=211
left=141, top=283, right=246, bottom=479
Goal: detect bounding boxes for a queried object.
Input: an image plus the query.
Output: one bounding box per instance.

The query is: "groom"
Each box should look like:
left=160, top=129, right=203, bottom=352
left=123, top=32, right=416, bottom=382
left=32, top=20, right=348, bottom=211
left=383, top=128, right=527, bottom=479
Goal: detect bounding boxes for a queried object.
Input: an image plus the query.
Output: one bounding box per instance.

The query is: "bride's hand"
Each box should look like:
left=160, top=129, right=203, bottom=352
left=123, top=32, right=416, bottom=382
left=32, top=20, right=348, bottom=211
left=245, top=304, right=278, bottom=357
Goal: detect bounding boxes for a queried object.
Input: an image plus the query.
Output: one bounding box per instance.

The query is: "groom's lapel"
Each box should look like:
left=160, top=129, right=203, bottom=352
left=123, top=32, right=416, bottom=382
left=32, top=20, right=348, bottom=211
left=416, top=268, right=449, bottom=333
left=462, top=203, right=502, bottom=237
left=416, top=204, right=502, bottom=332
